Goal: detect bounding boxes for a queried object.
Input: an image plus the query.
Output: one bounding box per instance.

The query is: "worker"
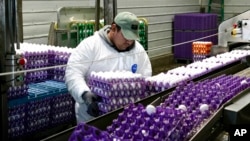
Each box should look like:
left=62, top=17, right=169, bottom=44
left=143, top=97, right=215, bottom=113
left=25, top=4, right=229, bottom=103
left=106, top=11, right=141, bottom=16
left=65, top=12, right=152, bottom=123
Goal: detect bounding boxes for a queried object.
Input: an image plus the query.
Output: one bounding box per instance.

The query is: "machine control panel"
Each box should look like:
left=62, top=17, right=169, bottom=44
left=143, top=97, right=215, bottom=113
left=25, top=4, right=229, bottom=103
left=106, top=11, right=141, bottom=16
left=242, top=20, right=250, bottom=40
left=231, top=19, right=250, bottom=41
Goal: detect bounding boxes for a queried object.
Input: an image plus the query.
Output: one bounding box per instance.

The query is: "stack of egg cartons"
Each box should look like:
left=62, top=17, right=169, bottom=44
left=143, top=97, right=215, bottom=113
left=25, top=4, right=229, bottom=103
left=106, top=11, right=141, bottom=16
left=69, top=74, right=250, bottom=141
left=8, top=43, right=75, bottom=140
left=47, top=46, right=72, bottom=82
left=174, top=13, right=217, bottom=61
left=19, top=43, right=49, bottom=83
left=88, top=71, right=146, bottom=114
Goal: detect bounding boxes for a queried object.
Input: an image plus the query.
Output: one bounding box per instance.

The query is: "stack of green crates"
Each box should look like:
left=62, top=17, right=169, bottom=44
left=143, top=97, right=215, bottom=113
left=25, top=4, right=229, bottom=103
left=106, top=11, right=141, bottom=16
left=70, top=21, right=96, bottom=45
left=56, top=30, right=78, bottom=48
left=138, top=18, right=148, bottom=52
left=54, top=27, right=77, bottom=48
left=57, top=18, right=148, bottom=52
left=55, top=21, right=102, bottom=48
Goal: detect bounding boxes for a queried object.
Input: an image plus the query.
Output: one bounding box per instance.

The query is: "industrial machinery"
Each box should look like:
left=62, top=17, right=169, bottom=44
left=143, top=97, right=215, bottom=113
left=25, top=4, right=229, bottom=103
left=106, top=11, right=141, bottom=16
left=1, top=1, right=250, bottom=140
left=40, top=59, right=249, bottom=141
left=39, top=9, right=250, bottom=141
left=219, top=10, right=250, bottom=48
left=39, top=10, right=250, bottom=141
left=212, top=10, right=250, bottom=55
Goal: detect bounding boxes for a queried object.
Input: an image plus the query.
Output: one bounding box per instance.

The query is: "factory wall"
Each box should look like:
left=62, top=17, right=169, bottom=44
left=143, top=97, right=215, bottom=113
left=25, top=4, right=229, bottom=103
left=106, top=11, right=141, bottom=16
left=22, top=0, right=250, bottom=58
left=223, top=0, right=250, bottom=20
left=116, top=0, right=203, bottom=57
left=22, top=0, right=97, bottom=44
left=22, top=0, right=201, bottom=58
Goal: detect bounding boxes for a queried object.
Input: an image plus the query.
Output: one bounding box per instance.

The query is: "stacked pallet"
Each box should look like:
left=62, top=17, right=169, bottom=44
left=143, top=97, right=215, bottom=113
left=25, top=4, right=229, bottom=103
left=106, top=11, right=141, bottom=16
left=174, top=13, right=218, bottom=62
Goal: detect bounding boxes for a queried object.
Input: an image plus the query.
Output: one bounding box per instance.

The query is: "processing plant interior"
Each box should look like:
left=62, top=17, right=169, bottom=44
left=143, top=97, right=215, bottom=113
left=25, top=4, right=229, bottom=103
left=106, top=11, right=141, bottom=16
left=1, top=0, right=250, bottom=141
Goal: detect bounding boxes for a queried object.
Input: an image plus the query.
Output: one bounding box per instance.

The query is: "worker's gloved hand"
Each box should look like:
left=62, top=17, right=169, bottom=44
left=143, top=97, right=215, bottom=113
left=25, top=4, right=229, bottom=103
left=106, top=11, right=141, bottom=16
left=82, top=91, right=100, bottom=117
left=87, top=102, right=100, bottom=117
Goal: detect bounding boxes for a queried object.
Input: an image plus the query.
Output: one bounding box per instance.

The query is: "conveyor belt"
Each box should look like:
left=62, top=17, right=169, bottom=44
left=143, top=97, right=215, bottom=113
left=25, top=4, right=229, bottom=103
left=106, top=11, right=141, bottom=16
left=184, top=66, right=250, bottom=141
left=190, top=88, right=250, bottom=141
left=41, top=60, right=249, bottom=141
left=169, top=65, right=250, bottom=141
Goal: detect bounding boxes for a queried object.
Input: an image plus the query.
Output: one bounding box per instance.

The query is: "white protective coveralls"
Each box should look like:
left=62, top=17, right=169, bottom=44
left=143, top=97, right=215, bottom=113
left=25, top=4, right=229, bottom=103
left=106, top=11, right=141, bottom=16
left=65, top=25, right=152, bottom=123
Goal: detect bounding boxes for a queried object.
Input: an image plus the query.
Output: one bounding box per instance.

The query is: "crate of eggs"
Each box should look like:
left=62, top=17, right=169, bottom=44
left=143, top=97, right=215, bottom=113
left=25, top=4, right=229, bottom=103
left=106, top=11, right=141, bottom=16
left=192, top=41, right=212, bottom=62
left=88, top=71, right=146, bottom=114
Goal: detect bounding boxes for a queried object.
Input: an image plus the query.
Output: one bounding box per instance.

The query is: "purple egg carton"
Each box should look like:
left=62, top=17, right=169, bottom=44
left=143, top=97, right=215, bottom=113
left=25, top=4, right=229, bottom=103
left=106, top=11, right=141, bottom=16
left=50, top=110, right=74, bottom=125
left=98, top=102, right=119, bottom=113
left=22, top=47, right=71, bottom=84
left=104, top=95, right=140, bottom=106
left=145, top=80, right=171, bottom=93
left=50, top=94, right=75, bottom=125
left=7, top=84, right=29, bottom=100
left=23, top=51, right=48, bottom=60
left=91, top=85, right=145, bottom=98
left=8, top=104, right=27, bottom=139
left=88, top=73, right=147, bottom=113
left=68, top=74, right=250, bottom=141
left=174, top=13, right=218, bottom=30
left=88, top=73, right=147, bottom=114
left=160, top=74, right=250, bottom=140
left=25, top=71, right=48, bottom=83
left=69, top=122, right=112, bottom=141
left=98, top=95, right=141, bottom=113
left=8, top=119, right=26, bottom=139
left=88, top=76, right=145, bottom=91
left=173, top=31, right=193, bottom=60
left=8, top=81, right=74, bottom=139
left=106, top=104, right=186, bottom=140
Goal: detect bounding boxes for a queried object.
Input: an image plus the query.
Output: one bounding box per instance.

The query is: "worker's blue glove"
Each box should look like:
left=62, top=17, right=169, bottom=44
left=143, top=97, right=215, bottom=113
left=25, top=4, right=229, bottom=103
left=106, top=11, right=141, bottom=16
left=82, top=91, right=100, bottom=117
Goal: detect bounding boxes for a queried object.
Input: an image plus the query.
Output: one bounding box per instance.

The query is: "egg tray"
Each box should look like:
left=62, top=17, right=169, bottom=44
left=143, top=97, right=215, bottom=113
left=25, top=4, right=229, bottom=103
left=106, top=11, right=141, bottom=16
left=8, top=80, right=68, bottom=108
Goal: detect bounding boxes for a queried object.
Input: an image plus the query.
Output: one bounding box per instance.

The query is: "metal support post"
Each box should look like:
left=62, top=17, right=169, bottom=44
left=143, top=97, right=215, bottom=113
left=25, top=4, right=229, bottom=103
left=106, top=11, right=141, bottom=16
left=103, top=0, right=117, bottom=25
left=95, top=0, right=100, bottom=31
left=0, top=0, right=21, bottom=140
